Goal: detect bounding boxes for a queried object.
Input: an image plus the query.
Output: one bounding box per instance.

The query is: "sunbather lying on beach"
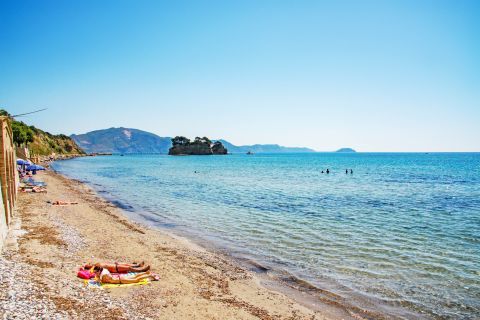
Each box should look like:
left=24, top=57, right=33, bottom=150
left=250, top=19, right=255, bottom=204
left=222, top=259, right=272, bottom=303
left=85, top=261, right=150, bottom=273
left=96, top=268, right=159, bottom=284
left=21, top=186, right=47, bottom=193
left=47, top=200, right=78, bottom=205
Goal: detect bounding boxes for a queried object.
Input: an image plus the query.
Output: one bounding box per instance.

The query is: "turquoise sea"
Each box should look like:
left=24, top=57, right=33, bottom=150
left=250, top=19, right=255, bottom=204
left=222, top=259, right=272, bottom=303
left=52, top=153, right=480, bottom=319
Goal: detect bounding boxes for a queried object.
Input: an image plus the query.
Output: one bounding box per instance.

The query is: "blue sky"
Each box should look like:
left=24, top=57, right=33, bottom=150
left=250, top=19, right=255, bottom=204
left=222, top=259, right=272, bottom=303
left=1, top=0, right=479, bottom=151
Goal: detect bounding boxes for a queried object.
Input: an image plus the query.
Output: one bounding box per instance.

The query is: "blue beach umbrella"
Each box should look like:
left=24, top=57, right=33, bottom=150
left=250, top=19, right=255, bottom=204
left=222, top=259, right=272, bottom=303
left=26, top=164, right=45, bottom=171
left=17, top=159, right=31, bottom=165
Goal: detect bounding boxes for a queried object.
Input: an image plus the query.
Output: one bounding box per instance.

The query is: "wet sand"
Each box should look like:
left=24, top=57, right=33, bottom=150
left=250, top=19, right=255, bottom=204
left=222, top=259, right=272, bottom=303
left=1, top=169, right=347, bottom=320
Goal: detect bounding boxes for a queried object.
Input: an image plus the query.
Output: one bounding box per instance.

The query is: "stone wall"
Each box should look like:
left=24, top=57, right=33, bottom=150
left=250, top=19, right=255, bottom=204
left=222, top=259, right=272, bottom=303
left=0, top=116, right=17, bottom=251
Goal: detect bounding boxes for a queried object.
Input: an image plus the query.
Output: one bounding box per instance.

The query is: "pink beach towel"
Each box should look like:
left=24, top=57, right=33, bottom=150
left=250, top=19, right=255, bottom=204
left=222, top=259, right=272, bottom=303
left=77, top=269, right=95, bottom=279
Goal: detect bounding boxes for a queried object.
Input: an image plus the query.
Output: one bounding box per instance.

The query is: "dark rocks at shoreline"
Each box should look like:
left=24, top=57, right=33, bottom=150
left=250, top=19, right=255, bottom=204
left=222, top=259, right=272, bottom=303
left=169, top=144, right=213, bottom=155
left=211, top=141, right=228, bottom=154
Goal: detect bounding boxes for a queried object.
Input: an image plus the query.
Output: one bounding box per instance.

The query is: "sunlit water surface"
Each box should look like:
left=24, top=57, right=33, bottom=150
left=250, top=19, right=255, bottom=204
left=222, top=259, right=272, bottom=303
left=52, top=153, right=480, bottom=319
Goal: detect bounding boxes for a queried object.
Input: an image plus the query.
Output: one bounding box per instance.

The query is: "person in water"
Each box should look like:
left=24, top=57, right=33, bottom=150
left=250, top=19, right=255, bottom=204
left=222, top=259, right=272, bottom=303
left=345, top=169, right=348, bottom=174
left=96, top=267, right=159, bottom=284
left=321, top=170, right=324, bottom=173
left=350, top=169, right=353, bottom=174
left=85, top=261, right=150, bottom=273
left=326, top=169, right=330, bottom=174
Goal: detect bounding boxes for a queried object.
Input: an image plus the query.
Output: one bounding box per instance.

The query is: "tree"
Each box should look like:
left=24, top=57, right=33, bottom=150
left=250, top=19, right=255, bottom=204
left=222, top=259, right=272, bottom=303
left=11, top=120, right=34, bottom=146
left=25, top=128, right=34, bottom=143
left=0, top=109, right=10, bottom=117
left=202, top=137, right=212, bottom=145
left=12, top=122, right=27, bottom=145
left=193, top=136, right=211, bottom=145
left=171, top=136, right=191, bottom=146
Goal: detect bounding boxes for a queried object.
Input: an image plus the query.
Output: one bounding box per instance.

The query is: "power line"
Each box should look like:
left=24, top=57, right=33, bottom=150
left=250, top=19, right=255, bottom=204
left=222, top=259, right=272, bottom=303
left=11, top=108, right=48, bottom=118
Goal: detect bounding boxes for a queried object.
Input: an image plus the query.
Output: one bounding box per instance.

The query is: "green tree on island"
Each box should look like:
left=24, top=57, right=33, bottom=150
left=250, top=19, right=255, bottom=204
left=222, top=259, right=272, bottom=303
left=171, top=136, right=191, bottom=146
left=193, top=136, right=212, bottom=146
left=169, top=136, right=227, bottom=155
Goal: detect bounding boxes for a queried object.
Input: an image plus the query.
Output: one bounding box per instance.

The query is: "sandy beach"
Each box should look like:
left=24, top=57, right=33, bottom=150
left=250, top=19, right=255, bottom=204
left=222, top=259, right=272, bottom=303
left=0, top=169, right=343, bottom=320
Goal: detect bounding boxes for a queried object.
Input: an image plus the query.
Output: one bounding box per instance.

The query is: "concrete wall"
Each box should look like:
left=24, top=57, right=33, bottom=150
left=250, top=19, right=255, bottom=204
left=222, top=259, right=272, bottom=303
left=0, top=116, right=17, bottom=251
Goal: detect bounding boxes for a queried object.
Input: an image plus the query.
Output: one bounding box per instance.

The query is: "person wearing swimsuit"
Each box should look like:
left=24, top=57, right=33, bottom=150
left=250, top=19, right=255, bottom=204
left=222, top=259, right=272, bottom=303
left=85, top=261, right=150, bottom=273
left=96, top=267, right=159, bottom=284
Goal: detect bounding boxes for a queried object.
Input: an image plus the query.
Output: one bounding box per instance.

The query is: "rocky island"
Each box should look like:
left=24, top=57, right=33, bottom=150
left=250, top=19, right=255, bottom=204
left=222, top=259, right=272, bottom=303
left=168, top=136, right=227, bottom=155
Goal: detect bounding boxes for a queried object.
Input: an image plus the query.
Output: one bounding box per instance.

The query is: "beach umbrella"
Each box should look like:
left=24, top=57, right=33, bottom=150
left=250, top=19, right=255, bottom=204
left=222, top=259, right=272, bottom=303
left=26, top=164, right=45, bottom=171
left=17, top=159, right=31, bottom=165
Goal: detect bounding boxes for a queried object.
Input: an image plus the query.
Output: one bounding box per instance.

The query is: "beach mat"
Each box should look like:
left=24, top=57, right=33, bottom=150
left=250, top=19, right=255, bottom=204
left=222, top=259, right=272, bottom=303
left=85, top=278, right=150, bottom=289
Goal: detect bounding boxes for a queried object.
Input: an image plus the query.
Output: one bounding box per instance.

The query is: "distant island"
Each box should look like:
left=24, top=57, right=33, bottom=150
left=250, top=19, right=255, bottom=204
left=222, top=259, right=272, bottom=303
left=71, top=127, right=316, bottom=154
left=336, top=148, right=356, bottom=153
left=168, top=136, right=227, bottom=155
left=217, top=140, right=315, bottom=153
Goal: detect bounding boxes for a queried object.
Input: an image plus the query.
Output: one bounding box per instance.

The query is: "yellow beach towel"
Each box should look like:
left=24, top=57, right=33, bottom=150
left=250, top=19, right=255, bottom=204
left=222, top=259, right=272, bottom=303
left=84, top=273, right=151, bottom=289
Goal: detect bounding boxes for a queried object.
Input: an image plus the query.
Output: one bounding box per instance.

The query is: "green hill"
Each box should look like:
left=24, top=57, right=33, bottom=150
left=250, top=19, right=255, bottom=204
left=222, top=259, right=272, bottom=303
left=29, top=129, right=84, bottom=156
left=0, top=109, right=85, bottom=156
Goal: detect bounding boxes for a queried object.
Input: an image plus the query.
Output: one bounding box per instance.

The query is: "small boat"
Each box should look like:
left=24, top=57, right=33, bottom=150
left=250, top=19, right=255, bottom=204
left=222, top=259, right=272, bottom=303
left=246, top=151, right=253, bottom=155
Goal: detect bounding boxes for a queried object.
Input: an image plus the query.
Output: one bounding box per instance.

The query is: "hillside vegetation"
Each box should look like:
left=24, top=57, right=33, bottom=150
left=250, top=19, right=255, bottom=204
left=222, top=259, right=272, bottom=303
left=28, top=129, right=85, bottom=156
left=0, top=109, right=85, bottom=156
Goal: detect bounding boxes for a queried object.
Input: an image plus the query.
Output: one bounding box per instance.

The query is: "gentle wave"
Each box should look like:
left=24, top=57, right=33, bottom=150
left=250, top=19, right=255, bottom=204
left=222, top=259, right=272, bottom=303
left=52, top=153, right=480, bottom=319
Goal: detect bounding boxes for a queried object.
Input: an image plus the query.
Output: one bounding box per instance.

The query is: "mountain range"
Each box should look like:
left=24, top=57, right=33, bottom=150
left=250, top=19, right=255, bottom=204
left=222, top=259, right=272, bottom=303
left=217, top=140, right=315, bottom=154
left=71, top=128, right=171, bottom=154
left=71, top=128, right=317, bottom=154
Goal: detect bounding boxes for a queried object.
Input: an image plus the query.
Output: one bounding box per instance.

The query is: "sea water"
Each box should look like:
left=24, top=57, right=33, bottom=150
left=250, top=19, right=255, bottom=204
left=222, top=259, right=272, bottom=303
left=52, top=153, right=480, bottom=319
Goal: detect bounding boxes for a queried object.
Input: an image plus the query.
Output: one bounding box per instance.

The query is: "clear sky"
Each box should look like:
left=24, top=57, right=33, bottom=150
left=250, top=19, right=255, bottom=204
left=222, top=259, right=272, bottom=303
left=1, top=0, right=479, bottom=151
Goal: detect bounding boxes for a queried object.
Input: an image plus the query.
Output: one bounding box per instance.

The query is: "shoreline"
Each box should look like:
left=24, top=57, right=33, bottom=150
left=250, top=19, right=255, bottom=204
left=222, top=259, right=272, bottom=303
left=53, top=168, right=364, bottom=319
left=46, top=160, right=423, bottom=320
left=2, top=168, right=345, bottom=319
left=48, top=164, right=382, bottom=319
